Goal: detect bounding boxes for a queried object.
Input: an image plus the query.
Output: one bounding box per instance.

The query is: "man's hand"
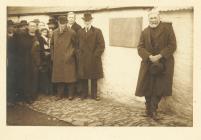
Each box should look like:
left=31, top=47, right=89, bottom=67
left=149, top=54, right=162, bottom=63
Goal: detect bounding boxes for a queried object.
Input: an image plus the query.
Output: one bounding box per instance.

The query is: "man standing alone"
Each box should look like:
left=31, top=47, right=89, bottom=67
left=77, top=12, right=105, bottom=101
left=51, top=16, right=77, bottom=100
left=135, top=9, right=177, bottom=120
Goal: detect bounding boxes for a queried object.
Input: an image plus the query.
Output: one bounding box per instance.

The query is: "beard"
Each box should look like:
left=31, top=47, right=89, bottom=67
left=149, top=21, right=160, bottom=28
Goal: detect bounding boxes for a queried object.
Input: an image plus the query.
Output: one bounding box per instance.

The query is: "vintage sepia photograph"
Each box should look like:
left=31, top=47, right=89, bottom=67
left=6, top=5, right=193, bottom=127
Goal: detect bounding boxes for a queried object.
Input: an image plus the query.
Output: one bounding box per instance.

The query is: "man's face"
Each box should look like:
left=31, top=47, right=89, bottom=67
left=59, top=23, right=66, bottom=31
left=28, top=22, right=37, bottom=33
left=67, top=14, right=75, bottom=25
left=7, top=26, right=14, bottom=37
left=19, top=25, right=27, bottom=32
left=41, top=29, right=48, bottom=37
left=148, top=13, right=160, bottom=28
left=48, top=24, right=56, bottom=30
left=48, top=29, right=53, bottom=38
left=83, top=20, right=92, bottom=27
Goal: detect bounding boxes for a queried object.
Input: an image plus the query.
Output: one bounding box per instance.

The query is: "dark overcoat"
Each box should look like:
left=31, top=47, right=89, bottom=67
left=135, top=22, right=177, bottom=97
left=16, top=32, right=41, bottom=97
left=7, top=34, right=18, bottom=99
left=51, top=26, right=77, bottom=83
left=77, top=26, right=105, bottom=79
left=71, top=22, right=81, bottom=33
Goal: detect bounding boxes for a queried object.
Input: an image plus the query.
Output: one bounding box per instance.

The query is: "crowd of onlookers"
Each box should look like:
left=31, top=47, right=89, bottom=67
left=7, top=16, right=58, bottom=104
left=7, top=12, right=105, bottom=105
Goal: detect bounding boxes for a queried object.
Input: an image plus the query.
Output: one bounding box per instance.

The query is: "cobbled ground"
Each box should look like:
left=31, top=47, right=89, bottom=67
left=26, top=95, right=192, bottom=126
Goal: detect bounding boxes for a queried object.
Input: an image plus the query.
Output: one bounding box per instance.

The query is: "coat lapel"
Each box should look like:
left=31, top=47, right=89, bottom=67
left=86, top=26, right=94, bottom=39
left=147, top=27, right=153, bottom=48
left=153, top=22, right=164, bottom=38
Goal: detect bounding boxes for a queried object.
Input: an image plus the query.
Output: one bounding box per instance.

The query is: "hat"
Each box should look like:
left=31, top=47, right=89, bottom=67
left=47, top=18, right=57, bottom=25
left=58, top=16, right=67, bottom=24
left=19, top=20, right=28, bottom=26
left=7, top=20, right=14, bottom=26
left=82, top=12, right=93, bottom=21
left=149, top=61, right=164, bottom=75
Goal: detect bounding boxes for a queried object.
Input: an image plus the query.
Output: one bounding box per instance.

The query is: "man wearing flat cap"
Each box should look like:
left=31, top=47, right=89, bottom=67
left=77, top=12, right=105, bottom=101
left=135, top=9, right=177, bottom=120
left=51, top=16, right=77, bottom=100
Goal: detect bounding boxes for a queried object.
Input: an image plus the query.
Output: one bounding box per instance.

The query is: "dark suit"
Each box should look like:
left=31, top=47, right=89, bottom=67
left=71, top=22, right=81, bottom=33
left=77, top=26, right=105, bottom=98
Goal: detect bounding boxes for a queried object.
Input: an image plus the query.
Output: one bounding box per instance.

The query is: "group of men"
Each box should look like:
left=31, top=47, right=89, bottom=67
left=7, top=12, right=105, bottom=105
left=7, top=9, right=176, bottom=120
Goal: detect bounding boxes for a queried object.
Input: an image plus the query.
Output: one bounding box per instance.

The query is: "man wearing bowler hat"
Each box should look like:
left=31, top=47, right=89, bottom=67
left=51, top=16, right=77, bottom=100
left=135, top=9, right=177, bottom=120
left=77, top=12, right=105, bottom=101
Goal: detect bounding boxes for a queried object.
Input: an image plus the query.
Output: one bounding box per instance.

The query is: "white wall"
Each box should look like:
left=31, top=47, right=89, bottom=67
left=89, top=9, right=193, bottom=119
left=159, top=10, right=193, bottom=119
left=8, top=9, right=193, bottom=119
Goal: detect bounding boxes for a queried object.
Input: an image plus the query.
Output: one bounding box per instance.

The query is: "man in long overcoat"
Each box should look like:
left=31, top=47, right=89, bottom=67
left=51, top=16, right=77, bottom=100
left=7, top=20, right=18, bottom=104
left=77, top=12, right=105, bottom=101
left=16, top=21, right=41, bottom=103
left=135, top=9, right=177, bottom=120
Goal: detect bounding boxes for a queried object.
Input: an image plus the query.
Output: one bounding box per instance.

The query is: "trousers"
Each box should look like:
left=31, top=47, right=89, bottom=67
left=80, top=79, right=97, bottom=98
left=56, top=82, right=75, bottom=97
left=145, top=96, right=162, bottom=112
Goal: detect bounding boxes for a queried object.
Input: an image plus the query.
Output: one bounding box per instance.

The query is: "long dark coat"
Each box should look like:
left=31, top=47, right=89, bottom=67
left=71, top=22, right=81, bottom=33
left=51, top=26, right=77, bottom=83
left=7, top=34, right=18, bottom=100
left=16, top=32, right=41, bottom=97
left=135, top=22, right=177, bottom=97
left=77, top=26, right=105, bottom=79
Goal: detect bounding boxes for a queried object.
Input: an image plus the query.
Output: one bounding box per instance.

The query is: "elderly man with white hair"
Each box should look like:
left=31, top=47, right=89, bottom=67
left=135, top=8, right=177, bottom=120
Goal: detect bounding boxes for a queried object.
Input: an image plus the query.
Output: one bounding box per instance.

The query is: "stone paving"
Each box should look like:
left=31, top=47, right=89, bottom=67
left=26, top=95, right=193, bottom=127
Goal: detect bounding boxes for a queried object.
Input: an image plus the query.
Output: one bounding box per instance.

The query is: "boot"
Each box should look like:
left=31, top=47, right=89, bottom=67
left=144, top=102, right=152, bottom=117
left=152, top=111, right=160, bottom=120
